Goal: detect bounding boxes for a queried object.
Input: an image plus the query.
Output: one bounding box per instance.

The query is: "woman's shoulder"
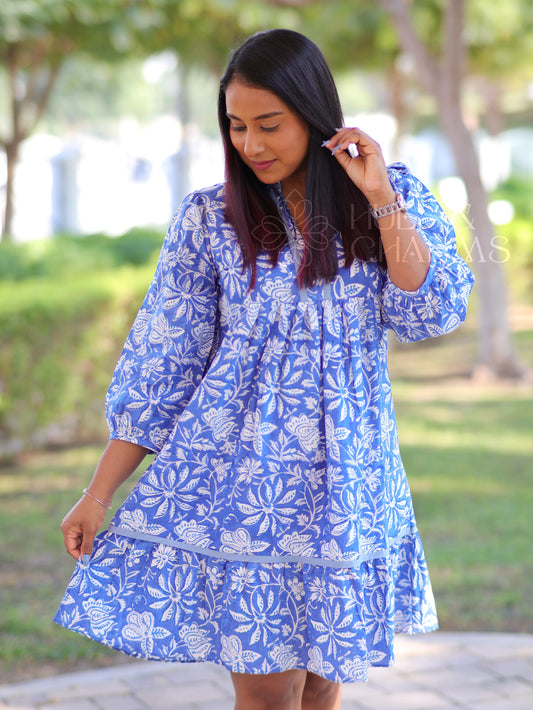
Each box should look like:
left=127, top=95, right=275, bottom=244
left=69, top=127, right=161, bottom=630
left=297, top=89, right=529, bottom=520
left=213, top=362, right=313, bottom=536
left=180, top=183, right=227, bottom=211
left=166, top=183, right=228, bottom=237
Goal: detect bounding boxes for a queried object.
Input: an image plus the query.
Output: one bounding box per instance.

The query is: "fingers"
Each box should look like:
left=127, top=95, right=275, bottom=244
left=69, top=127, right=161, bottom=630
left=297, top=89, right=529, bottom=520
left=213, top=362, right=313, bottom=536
left=62, top=521, right=97, bottom=563
left=80, top=530, right=96, bottom=565
left=321, top=127, right=390, bottom=195
left=322, top=127, right=382, bottom=158
left=60, top=498, right=105, bottom=563
left=62, top=524, right=83, bottom=560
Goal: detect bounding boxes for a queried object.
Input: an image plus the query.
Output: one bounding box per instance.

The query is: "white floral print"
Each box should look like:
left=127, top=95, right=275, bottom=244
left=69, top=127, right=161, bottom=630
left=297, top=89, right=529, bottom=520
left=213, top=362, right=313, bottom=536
left=54, top=164, right=474, bottom=683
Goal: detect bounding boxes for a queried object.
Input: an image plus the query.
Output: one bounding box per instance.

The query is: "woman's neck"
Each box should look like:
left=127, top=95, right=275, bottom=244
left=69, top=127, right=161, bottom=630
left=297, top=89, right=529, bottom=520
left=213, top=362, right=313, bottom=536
left=281, top=170, right=307, bottom=235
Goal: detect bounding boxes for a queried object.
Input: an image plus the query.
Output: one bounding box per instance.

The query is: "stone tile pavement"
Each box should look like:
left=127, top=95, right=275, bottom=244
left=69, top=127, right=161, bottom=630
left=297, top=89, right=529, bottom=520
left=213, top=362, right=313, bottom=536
left=0, top=633, right=532, bottom=710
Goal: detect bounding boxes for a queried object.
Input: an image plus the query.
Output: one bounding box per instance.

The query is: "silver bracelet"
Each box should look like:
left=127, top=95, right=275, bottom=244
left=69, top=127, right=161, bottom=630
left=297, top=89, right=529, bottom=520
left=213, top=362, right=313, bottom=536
left=370, top=192, right=406, bottom=220
left=82, top=488, right=112, bottom=510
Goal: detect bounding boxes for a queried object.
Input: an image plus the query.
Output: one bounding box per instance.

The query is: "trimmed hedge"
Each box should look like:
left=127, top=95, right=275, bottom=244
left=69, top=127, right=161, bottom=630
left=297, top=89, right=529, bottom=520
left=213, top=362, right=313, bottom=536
left=0, top=227, right=164, bottom=282
left=0, top=230, right=162, bottom=461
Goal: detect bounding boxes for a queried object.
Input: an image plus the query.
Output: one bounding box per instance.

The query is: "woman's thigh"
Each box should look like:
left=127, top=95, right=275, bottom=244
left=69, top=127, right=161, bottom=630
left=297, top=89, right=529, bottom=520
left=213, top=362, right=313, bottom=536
left=231, top=668, right=307, bottom=710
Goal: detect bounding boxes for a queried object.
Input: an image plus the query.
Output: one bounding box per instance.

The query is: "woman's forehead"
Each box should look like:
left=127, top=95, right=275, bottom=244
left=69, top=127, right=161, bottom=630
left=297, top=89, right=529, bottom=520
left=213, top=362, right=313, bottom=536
left=225, top=80, right=289, bottom=119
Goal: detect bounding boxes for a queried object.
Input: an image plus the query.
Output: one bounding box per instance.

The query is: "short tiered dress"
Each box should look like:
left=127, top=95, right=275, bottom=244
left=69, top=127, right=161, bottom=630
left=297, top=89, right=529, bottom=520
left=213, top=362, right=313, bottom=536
left=54, top=163, right=474, bottom=682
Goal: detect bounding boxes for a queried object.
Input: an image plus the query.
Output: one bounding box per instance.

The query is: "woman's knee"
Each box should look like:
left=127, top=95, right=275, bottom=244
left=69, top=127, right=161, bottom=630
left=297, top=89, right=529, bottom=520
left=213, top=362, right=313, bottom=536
left=231, top=669, right=307, bottom=710
left=301, top=672, right=342, bottom=710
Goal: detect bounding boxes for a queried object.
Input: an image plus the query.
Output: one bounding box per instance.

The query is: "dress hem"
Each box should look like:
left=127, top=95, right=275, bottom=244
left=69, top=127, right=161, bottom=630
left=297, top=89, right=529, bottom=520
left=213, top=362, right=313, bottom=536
left=53, top=616, right=439, bottom=684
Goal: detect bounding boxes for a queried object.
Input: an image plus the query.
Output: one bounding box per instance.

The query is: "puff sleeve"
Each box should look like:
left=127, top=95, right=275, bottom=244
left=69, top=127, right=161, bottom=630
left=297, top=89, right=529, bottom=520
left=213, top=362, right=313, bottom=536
left=380, top=163, right=474, bottom=343
left=105, top=191, right=219, bottom=452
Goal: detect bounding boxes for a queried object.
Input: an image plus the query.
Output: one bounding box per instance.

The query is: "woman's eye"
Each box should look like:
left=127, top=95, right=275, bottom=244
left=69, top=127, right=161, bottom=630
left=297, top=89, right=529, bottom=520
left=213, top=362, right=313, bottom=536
left=230, top=125, right=246, bottom=132
left=261, top=125, right=279, bottom=132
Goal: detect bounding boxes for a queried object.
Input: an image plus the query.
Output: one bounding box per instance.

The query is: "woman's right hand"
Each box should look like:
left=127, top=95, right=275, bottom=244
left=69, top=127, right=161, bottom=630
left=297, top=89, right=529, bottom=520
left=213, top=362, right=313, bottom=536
left=59, top=439, right=148, bottom=564
left=60, top=495, right=108, bottom=563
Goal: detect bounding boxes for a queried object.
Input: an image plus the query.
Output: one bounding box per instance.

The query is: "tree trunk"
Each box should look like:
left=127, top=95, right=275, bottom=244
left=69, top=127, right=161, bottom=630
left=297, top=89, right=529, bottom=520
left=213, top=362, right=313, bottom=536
left=2, top=142, right=19, bottom=241
left=389, top=62, right=407, bottom=161
left=1, top=43, right=62, bottom=242
left=439, top=100, right=523, bottom=377
left=176, top=61, right=193, bottom=202
left=377, top=0, right=524, bottom=378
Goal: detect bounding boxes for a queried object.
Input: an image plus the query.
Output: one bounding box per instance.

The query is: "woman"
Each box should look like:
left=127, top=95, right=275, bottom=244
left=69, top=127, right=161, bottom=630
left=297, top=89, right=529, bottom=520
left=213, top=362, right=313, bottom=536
left=55, top=29, right=474, bottom=710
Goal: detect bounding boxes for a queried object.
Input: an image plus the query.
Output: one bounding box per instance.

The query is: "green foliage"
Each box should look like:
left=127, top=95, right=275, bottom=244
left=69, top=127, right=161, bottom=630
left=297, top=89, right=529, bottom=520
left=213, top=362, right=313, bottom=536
left=0, top=228, right=163, bottom=281
left=44, top=58, right=159, bottom=131
left=491, top=178, right=533, bottom=300
left=0, top=229, right=162, bottom=459
left=492, top=176, right=533, bottom=221
left=466, top=0, right=533, bottom=78
left=0, top=0, right=128, bottom=63
left=435, top=176, right=533, bottom=304
left=0, top=265, right=154, bottom=457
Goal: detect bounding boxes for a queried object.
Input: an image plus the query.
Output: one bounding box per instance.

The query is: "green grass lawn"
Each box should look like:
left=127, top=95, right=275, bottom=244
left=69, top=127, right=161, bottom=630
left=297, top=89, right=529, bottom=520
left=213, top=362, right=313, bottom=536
left=0, top=447, right=147, bottom=683
left=0, top=317, right=532, bottom=683
left=392, top=364, right=533, bottom=631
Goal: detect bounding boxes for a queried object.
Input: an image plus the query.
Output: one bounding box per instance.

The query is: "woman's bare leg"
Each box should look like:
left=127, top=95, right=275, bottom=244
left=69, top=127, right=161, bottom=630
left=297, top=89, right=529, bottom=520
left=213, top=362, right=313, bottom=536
left=301, top=671, right=342, bottom=710
left=231, top=669, right=307, bottom=710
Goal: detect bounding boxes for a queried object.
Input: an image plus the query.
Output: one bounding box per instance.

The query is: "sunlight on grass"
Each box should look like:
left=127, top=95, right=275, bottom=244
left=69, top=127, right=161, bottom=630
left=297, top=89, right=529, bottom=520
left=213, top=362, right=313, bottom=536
left=395, top=415, right=533, bottom=454
left=410, top=475, right=506, bottom=496
left=387, top=321, right=533, bottom=635
left=0, top=444, right=152, bottom=682
left=0, top=446, right=105, bottom=494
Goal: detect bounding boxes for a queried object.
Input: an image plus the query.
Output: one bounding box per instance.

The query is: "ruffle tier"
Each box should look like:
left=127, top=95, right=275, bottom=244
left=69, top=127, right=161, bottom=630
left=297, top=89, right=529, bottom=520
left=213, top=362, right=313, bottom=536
left=54, top=528, right=438, bottom=683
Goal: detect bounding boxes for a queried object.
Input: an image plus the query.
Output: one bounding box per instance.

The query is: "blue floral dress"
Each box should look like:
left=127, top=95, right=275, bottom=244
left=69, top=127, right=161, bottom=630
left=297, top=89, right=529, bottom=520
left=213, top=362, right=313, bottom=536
left=54, top=163, right=474, bottom=682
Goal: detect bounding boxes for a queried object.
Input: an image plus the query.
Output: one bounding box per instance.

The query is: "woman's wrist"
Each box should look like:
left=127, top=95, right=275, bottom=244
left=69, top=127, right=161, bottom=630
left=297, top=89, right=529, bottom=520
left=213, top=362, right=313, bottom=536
left=367, top=187, right=397, bottom=210
left=80, top=440, right=147, bottom=511
left=82, top=488, right=112, bottom=510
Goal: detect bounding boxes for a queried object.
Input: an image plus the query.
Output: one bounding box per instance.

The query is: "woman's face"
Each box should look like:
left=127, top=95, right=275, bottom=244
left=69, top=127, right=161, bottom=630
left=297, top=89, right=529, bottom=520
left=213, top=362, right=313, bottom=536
left=225, top=79, right=310, bottom=191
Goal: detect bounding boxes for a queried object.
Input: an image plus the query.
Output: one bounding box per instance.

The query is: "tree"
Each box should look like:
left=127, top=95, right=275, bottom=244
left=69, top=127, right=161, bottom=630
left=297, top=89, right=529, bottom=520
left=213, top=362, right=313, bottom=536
left=375, top=0, right=528, bottom=377
left=265, top=0, right=531, bottom=378
left=0, top=0, right=289, bottom=240
left=0, top=0, right=131, bottom=240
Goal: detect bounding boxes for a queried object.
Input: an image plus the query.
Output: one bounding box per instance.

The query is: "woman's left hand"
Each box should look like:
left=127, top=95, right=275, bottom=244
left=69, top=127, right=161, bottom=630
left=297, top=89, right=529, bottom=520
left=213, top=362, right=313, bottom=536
left=324, top=127, right=431, bottom=291
left=322, top=127, right=395, bottom=206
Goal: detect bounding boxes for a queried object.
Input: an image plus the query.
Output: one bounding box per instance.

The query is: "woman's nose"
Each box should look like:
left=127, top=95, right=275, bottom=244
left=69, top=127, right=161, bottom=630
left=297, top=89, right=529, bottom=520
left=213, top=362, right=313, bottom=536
left=244, top=130, right=264, bottom=157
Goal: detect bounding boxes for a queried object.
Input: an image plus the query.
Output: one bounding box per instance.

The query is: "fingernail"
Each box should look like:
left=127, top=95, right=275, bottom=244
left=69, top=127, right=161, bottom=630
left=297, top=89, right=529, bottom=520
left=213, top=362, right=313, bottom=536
left=83, top=554, right=90, bottom=566
left=330, top=145, right=342, bottom=156
left=320, top=140, right=329, bottom=147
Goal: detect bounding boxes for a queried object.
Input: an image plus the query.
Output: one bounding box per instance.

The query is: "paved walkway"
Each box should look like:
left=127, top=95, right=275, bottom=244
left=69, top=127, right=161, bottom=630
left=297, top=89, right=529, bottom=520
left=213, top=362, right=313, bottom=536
left=1, top=633, right=532, bottom=710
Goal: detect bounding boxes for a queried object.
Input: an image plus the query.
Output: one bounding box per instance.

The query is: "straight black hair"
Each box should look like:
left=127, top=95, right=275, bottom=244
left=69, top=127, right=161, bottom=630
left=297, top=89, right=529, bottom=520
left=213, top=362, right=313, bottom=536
left=218, top=28, right=383, bottom=287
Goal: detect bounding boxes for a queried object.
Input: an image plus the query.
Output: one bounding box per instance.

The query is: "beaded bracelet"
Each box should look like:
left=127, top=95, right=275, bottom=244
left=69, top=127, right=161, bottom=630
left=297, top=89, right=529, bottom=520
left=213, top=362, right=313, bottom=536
left=82, top=488, right=112, bottom=510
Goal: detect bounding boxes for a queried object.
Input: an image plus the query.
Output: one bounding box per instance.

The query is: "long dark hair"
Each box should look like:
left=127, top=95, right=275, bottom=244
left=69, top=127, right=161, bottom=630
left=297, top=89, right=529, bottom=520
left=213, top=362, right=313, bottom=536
left=218, top=28, right=382, bottom=287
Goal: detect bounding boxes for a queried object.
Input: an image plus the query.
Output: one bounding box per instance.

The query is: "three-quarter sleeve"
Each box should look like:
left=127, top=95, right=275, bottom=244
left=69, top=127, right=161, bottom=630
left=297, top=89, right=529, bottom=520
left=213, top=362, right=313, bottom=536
left=105, top=192, right=219, bottom=452
left=380, top=163, right=474, bottom=343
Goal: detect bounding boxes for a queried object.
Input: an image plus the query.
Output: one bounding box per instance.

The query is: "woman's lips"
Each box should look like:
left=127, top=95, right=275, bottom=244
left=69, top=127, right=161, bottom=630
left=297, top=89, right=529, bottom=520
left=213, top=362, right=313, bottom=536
left=250, top=159, right=276, bottom=171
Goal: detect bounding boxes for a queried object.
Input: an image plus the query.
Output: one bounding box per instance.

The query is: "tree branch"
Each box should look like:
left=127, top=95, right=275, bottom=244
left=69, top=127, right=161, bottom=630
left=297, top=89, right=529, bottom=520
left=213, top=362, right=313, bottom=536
left=5, top=35, right=68, bottom=142
left=24, top=61, right=62, bottom=137
left=441, top=0, right=465, bottom=105
left=23, top=39, right=50, bottom=113
left=376, top=0, right=440, bottom=96
left=6, top=44, right=23, bottom=144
